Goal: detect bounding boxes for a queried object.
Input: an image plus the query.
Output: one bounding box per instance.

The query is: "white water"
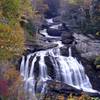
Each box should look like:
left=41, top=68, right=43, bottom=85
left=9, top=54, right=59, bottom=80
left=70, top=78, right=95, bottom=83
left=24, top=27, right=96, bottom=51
left=20, top=45, right=98, bottom=97
left=20, top=18, right=99, bottom=99
left=50, top=24, right=62, bottom=29
left=46, top=19, right=53, bottom=23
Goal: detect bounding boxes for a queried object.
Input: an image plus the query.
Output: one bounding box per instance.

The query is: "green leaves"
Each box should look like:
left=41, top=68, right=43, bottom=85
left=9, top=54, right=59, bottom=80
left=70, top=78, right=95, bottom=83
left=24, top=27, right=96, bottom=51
left=2, top=0, right=19, bottom=20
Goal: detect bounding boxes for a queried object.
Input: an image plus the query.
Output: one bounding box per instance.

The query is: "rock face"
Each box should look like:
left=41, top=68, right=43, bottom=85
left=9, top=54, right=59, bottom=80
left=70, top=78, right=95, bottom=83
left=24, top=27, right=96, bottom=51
left=74, top=33, right=100, bottom=61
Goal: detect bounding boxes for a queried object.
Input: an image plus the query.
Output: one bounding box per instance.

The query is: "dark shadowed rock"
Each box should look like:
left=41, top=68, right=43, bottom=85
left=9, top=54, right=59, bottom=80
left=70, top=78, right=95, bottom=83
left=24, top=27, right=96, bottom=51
left=61, top=31, right=75, bottom=45
left=47, top=28, right=62, bottom=36
left=62, top=38, right=74, bottom=44
left=44, top=56, right=56, bottom=79
left=60, top=46, right=80, bottom=59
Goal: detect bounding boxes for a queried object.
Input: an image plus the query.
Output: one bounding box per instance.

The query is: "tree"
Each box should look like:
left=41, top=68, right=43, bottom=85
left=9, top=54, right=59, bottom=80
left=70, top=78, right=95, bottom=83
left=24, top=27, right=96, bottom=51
left=0, top=0, right=40, bottom=61
left=0, top=0, right=27, bottom=61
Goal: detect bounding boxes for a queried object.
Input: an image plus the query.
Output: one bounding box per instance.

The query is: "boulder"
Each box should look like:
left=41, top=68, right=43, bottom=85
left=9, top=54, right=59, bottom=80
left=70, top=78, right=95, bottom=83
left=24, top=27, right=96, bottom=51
left=47, top=28, right=62, bottom=36
left=46, top=80, right=82, bottom=95
left=61, top=31, right=74, bottom=45
left=42, top=80, right=100, bottom=100
left=42, top=80, right=82, bottom=100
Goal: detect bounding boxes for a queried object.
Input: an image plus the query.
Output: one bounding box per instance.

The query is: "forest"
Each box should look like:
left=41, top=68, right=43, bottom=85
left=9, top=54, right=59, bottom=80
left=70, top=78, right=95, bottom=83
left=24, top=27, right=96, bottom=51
left=0, top=0, right=100, bottom=100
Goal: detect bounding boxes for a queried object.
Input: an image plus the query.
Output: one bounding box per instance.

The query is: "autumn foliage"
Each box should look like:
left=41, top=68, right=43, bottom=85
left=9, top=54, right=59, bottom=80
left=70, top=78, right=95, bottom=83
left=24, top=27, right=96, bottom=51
left=0, top=23, right=25, bottom=60
left=0, top=80, right=9, bottom=97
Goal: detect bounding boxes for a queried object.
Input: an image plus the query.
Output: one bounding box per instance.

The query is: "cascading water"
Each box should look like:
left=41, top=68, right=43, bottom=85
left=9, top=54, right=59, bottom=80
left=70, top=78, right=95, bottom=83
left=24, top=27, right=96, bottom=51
left=20, top=44, right=98, bottom=99
left=46, top=19, right=53, bottom=24
left=20, top=18, right=99, bottom=99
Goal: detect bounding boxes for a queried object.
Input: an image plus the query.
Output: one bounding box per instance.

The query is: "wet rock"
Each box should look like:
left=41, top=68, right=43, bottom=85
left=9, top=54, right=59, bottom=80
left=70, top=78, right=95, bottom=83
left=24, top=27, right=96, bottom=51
left=61, top=31, right=75, bottom=45
left=44, top=56, right=56, bottom=79
left=60, top=46, right=80, bottom=59
left=47, top=28, right=62, bottom=36
left=62, top=38, right=74, bottom=44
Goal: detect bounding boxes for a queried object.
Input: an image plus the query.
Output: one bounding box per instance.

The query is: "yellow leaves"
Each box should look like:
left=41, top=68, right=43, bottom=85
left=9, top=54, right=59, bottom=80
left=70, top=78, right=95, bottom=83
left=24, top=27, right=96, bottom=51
left=67, top=93, right=92, bottom=100
left=0, top=23, right=25, bottom=60
left=0, top=23, right=12, bottom=33
left=78, top=94, right=91, bottom=100
left=19, top=0, right=33, bottom=17
left=68, top=94, right=76, bottom=100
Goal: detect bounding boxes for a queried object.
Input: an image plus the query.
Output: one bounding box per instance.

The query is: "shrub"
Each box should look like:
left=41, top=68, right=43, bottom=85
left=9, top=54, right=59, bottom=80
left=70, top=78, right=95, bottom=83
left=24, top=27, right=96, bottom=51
left=1, top=0, right=20, bottom=24
left=0, top=23, right=25, bottom=61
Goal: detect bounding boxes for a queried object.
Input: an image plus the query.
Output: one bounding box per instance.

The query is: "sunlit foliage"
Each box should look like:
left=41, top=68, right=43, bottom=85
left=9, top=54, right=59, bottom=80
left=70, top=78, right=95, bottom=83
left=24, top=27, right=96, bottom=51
left=0, top=0, right=38, bottom=61
left=0, top=23, right=25, bottom=61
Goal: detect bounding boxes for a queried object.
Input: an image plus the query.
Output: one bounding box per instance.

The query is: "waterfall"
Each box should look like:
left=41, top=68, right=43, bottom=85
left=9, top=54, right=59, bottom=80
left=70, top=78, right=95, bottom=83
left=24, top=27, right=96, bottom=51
left=20, top=56, right=25, bottom=77
left=68, top=47, right=72, bottom=57
left=20, top=44, right=98, bottom=99
left=20, top=18, right=99, bottom=99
